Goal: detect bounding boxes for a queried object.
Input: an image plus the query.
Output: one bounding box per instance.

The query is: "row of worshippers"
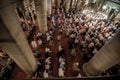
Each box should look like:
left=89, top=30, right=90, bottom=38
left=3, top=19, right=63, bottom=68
left=43, top=46, right=53, bottom=78
left=45, top=25, right=66, bottom=78
left=51, top=8, right=79, bottom=57
left=72, top=62, right=82, bottom=77
left=30, top=32, right=43, bottom=51
left=51, top=7, right=99, bottom=58
left=43, top=57, right=52, bottom=78
left=30, top=20, right=64, bottom=78
left=32, top=47, right=53, bottom=78
left=58, top=56, right=65, bottom=77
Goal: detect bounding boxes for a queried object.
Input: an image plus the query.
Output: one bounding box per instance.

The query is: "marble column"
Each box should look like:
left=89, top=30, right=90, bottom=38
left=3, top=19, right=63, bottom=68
left=0, top=0, right=37, bottom=74
left=83, top=31, right=120, bottom=76
left=66, top=0, right=71, bottom=12
left=46, top=0, right=52, bottom=15
left=34, top=0, right=47, bottom=34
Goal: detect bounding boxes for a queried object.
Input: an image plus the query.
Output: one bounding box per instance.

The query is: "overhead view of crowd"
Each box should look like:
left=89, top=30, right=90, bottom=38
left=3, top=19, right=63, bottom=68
left=1, top=1, right=120, bottom=79
left=24, top=6, right=120, bottom=78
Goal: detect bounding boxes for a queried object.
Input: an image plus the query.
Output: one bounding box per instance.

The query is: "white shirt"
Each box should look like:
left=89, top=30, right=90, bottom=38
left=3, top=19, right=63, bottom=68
left=108, top=36, right=112, bottom=40
left=105, top=33, right=109, bottom=38
left=92, top=48, right=97, bottom=54
left=99, top=36, right=104, bottom=41
left=58, top=68, right=64, bottom=77
left=58, top=45, right=62, bottom=51
left=45, top=47, right=51, bottom=53
left=47, top=35, right=51, bottom=41
left=45, top=64, right=50, bottom=70
left=57, top=35, right=61, bottom=40
left=88, top=42, right=94, bottom=48
left=43, top=70, right=49, bottom=78
left=77, top=73, right=82, bottom=77
left=75, top=38, right=79, bottom=43
left=38, top=39, right=42, bottom=45
left=59, top=57, right=63, bottom=63
left=60, top=61, right=65, bottom=68
left=45, top=57, right=51, bottom=64
left=31, top=40, right=37, bottom=48
left=37, top=32, right=42, bottom=37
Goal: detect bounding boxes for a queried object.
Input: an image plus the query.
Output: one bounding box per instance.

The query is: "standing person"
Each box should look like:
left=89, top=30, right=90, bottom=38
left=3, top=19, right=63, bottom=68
left=49, top=39, right=54, bottom=47
left=43, top=70, right=49, bottom=78
left=31, top=38, right=37, bottom=51
left=70, top=46, right=76, bottom=56
left=45, top=47, right=52, bottom=58
left=72, top=62, right=80, bottom=72
left=58, top=67, right=65, bottom=77
left=57, top=45, right=64, bottom=58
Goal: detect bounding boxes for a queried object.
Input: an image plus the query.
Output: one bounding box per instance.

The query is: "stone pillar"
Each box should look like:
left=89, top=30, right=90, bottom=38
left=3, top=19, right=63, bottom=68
left=66, top=0, right=71, bottom=12
left=34, top=0, right=47, bottom=34
left=46, top=0, right=52, bottom=15
left=83, top=31, right=120, bottom=76
left=0, top=0, right=37, bottom=74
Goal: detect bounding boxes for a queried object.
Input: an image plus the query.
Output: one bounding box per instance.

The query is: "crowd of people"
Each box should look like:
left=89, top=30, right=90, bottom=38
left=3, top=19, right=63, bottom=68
left=16, top=3, right=120, bottom=78
left=0, top=50, right=15, bottom=79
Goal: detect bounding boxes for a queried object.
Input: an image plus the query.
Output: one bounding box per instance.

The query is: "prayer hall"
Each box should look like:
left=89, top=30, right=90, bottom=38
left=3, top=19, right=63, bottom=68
left=0, top=0, right=120, bottom=80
